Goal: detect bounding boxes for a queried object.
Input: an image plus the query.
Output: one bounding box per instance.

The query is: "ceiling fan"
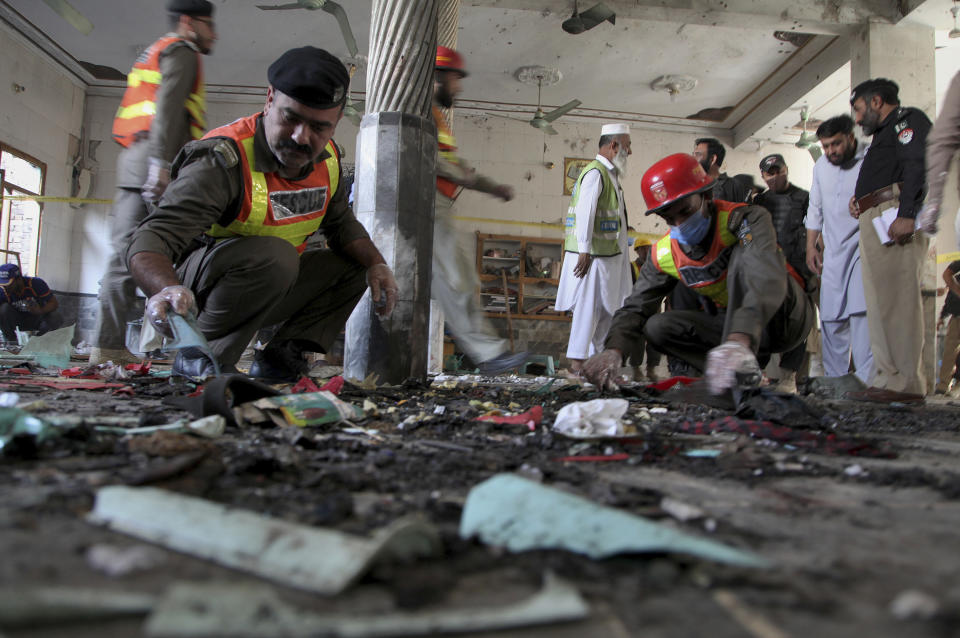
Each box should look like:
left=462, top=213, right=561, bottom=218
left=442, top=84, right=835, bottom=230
left=41, top=0, right=94, bottom=35
left=489, top=67, right=581, bottom=135
left=795, top=107, right=822, bottom=162
left=562, top=1, right=616, bottom=34
left=256, top=0, right=358, bottom=58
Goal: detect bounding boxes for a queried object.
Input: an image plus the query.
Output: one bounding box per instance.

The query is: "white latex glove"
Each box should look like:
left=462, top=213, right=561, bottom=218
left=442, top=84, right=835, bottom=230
left=916, top=202, right=940, bottom=235
left=705, top=341, right=761, bottom=395
left=141, top=157, right=171, bottom=203
left=366, top=263, right=398, bottom=316
left=582, top=348, right=623, bottom=391
left=145, top=285, right=196, bottom=337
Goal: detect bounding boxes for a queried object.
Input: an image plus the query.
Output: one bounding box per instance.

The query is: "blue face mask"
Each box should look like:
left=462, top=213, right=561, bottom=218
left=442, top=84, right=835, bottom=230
left=669, top=210, right=711, bottom=245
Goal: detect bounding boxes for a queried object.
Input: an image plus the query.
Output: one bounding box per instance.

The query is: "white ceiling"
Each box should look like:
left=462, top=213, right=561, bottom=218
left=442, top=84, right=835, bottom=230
left=2, top=0, right=959, bottom=147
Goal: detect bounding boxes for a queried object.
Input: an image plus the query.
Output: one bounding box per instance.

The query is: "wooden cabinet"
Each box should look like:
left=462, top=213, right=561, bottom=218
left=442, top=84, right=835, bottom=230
left=475, top=232, right=570, bottom=322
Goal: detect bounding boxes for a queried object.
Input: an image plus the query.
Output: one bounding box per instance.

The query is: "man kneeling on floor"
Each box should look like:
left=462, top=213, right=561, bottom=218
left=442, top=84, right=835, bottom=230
left=582, top=153, right=814, bottom=395
left=126, top=46, right=398, bottom=380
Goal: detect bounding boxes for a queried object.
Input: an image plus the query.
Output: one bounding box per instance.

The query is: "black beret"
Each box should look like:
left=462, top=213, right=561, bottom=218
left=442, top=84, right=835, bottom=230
left=268, top=47, right=349, bottom=110
left=167, top=0, right=214, bottom=17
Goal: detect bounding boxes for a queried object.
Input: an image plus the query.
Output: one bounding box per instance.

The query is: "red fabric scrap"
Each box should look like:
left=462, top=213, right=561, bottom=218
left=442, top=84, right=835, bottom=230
left=60, top=367, right=100, bottom=379
left=124, top=361, right=152, bottom=375
left=677, top=416, right=895, bottom=457
left=477, top=405, right=543, bottom=430
left=319, top=375, right=344, bottom=395
left=646, top=376, right=698, bottom=392
left=291, top=376, right=321, bottom=394
left=556, top=453, right=630, bottom=462
left=6, top=368, right=32, bottom=375
left=112, top=386, right=135, bottom=396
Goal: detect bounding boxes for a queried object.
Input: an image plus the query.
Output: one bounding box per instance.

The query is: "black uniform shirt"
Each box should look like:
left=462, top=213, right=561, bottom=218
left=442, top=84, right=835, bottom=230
left=855, top=106, right=931, bottom=219
left=943, top=261, right=960, bottom=318
left=713, top=173, right=751, bottom=203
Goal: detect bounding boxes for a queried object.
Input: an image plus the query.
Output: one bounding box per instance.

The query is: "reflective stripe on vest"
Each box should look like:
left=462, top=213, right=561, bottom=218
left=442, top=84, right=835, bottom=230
left=203, top=115, right=340, bottom=253
left=112, top=35, right=206, bottom=147
left=563, top=160, right=621, bottom=256
left=433, top=106, right=461, bottom=199
left=653, top=202, right=741, bottom=307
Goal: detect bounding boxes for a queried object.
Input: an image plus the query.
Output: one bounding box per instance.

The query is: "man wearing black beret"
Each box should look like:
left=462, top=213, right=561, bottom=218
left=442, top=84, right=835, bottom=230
left=126, top=46, right=399, bottom=380
left=92, top=0, right=217, bottom=366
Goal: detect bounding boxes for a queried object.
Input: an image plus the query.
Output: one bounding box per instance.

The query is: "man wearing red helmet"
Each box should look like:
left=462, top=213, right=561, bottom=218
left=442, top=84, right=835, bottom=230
left=582, top=153, right=814, bottom=395
left=431, top=46, right=527, bottom=374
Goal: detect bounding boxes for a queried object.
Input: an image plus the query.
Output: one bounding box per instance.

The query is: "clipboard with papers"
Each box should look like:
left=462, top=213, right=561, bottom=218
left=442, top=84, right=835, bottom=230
left=871, top=207, right=921, bottom=245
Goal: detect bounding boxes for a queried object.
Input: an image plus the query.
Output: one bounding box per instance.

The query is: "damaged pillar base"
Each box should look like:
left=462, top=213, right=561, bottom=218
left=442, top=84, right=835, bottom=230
left=344, top=112, right=436, bottom=385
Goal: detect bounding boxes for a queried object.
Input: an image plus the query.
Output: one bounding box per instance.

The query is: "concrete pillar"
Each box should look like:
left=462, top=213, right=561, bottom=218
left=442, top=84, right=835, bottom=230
left=343, top=1, right=438, bottom=384
left=850, top=20, right=937, bottom=392
left=850, top=20, right=936, bottom=117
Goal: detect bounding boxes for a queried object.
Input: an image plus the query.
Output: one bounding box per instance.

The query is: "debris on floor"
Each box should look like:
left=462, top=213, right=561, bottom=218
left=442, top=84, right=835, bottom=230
left=459, top=474, right=770, bottom=568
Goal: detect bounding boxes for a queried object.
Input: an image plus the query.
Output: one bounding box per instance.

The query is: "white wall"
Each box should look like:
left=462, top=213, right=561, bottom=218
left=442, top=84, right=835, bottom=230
left=445, top=112, right=818, bottom=259
left=0, top=28, right=85, bottom=290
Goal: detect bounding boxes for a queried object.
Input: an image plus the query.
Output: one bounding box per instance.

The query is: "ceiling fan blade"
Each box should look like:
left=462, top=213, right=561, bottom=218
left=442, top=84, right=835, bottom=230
left=541, top=99, right=582, bottom=123
left=256, top=3, right=307, bottom=10
left=578, top=3, right=616, bottom=30
left=530, top=118, right=558, bottom=135
left=484, top=112, right=528, bottom=123
left=807, top=146, right=822, bottom=162
left=42, top=0, right=93, bottom=35
left=321, top=1, right=359, bottom=58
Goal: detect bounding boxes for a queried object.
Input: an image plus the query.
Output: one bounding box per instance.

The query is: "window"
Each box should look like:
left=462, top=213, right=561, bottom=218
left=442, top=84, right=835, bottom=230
left=0, top=144, right=45, bottom=277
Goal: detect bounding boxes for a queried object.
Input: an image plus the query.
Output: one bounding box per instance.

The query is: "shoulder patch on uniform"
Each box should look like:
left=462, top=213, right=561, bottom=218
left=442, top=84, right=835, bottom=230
left=726, top=207, right=746, bottom=234
left=898, top=128, right=914, bottom=144
left=212, top=139, right=238, bottom=168
left=894, top=121, right=908, bottom=133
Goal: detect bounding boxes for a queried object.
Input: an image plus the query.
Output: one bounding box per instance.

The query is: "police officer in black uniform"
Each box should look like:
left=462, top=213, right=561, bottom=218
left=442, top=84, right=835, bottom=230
left=847, top=77, right=931, bottom=402
left=756, top=153, right=814, bottom=388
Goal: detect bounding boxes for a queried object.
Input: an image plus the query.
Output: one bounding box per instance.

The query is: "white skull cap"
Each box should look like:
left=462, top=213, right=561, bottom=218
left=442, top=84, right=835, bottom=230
left=601, top=123, right=630, bottom=136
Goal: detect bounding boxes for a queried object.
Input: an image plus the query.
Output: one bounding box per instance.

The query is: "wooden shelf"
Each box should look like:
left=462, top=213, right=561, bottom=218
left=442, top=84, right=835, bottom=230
left=476, top=232, right=569, bottom=323
left=485, top=312, right=569, bottom=321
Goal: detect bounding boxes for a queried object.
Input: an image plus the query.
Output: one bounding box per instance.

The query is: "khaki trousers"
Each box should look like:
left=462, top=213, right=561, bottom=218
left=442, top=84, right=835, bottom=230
left=937, top=316, right=960, bottom=392
left=857, top=197, right=927, bottom=394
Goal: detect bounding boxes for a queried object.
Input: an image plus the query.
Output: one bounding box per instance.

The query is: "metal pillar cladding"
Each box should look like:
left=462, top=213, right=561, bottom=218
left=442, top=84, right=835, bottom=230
left=344, top=0, right=438, bottom=384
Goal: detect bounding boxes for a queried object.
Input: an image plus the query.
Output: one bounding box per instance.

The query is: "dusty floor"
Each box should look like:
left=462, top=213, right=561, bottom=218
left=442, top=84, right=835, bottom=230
left=2, top=360, right=960, bottom=637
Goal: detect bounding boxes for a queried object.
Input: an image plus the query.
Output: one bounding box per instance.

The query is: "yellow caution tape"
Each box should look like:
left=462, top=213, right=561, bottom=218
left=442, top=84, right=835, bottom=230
left=2, top=195, right=112, bottom=204
left=938, top=251, right=960, bottom=264
left=450, top=215, right=662, bottom=245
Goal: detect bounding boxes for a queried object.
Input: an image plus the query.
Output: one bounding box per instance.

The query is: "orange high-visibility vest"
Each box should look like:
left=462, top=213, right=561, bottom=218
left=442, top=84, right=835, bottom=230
left=433, top=106, right=462, bottom=200
left=653, top=202, right=743, bottom=307
left=203, top=114, right=340, bottom=253
left=112, top=35, right=206, bottom=147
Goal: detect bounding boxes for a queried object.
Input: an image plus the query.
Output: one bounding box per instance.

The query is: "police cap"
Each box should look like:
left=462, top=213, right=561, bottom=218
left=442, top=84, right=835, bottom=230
left=267, top=47, right=349, bottom=110
left=166, top=0, right=213, bottom=17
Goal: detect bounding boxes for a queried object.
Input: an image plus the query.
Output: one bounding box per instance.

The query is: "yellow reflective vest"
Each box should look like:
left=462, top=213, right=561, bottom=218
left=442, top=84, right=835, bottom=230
left=563, top=160, right=622, bottom=256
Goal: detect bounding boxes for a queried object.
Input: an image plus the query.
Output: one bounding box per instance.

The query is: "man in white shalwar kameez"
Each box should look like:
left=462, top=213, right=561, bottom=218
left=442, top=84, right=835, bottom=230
left=805, top=114, right=873, bottom=382
left=556, top=123, right=634, bottom=372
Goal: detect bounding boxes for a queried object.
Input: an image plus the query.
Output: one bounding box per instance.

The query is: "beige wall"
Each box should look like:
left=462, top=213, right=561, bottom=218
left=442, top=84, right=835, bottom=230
left=0, top=29, right=85, bottom=290
left=446, top=113, right=819, bottom=262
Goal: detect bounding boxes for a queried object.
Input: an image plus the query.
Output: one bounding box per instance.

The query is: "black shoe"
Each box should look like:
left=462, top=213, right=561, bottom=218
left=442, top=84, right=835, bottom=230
left=249, top=341, right=308, bottom=382
left=172, top=348, right=235, bottom=379
left=477, top=350, right=529, bottom=375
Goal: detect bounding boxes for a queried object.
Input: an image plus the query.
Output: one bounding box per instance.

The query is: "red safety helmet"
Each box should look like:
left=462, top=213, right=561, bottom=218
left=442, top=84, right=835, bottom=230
left=641, top=153, right=715, bottom=216
left=436, top=45, right=468, bottom=77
